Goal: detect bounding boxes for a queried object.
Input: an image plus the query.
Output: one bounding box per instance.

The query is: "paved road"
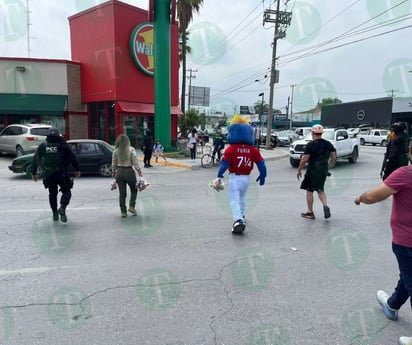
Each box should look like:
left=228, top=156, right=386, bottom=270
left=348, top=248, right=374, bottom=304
left=0, top=146, right=410, bottom=345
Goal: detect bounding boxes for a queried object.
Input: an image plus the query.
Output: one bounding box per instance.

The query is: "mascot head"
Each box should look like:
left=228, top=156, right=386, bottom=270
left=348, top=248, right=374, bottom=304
left=227, top=115, right=254, bottom=145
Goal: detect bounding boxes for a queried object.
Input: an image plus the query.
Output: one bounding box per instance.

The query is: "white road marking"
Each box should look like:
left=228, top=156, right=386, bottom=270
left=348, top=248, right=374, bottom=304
left=0, top=266, right=71, bottom=276
left=0, top=207, right=107, bottom=213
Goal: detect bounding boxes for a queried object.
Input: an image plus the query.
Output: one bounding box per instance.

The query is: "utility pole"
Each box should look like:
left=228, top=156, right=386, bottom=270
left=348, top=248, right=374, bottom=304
left=26, top=0, right=31, bottom=57
left=387, top=89, right=397, bottom=97
left=258, top=92, right=264, bottom=150
left=289, top=84, right=296, bottom=130
left=186, top=68, right=197, bottom=111
left=263, top=0, right=292, bottom=149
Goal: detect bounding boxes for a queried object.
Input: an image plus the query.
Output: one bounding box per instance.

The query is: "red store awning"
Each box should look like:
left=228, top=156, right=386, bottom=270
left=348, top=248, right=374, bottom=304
left=117, top=101, right=183, bottom=115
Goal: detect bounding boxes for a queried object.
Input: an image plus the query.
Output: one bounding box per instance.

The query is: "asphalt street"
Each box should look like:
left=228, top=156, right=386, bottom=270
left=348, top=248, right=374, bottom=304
left=0, top=145, right=410, bottom=345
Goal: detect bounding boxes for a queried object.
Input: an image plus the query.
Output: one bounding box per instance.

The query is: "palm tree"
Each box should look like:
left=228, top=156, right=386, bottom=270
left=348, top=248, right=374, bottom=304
left=176, top=0, right=203, bottom=114
left=179, top=30, right=191, bottom=62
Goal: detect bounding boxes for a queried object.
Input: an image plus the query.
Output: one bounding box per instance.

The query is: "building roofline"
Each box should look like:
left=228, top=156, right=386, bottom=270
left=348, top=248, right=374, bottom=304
left=68, top=0, right=147, bottom=21
left=0, top=57, right=81, bottom=65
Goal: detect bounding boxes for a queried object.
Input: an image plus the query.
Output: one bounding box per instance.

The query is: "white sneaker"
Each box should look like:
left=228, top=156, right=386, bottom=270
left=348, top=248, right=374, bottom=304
left=399, top=336, right=412, bottom=345
left=376, top=290, right=398, bottom=321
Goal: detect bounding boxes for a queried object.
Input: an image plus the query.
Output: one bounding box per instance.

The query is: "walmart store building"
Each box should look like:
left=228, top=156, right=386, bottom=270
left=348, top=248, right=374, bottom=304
left=0, top=0, right=181, bottom=147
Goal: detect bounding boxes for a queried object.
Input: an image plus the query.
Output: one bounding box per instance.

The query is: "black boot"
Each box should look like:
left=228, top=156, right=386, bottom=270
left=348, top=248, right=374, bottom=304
left=58, top=207, right=67, bottom=223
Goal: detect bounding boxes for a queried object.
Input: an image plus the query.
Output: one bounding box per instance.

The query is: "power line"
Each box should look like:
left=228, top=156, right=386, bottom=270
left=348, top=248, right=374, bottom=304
left=199, top=0, right=412, bottom=102
left=278, top=0, right=410, bottom=64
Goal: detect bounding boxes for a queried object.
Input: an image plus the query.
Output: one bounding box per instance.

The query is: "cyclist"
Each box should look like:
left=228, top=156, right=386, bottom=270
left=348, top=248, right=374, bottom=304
left=212, top=128, right=225, bottom=161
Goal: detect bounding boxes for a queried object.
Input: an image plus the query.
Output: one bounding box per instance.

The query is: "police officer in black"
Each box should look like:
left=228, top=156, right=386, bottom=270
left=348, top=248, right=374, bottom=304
left=142, top=128, right=153, bottom=168
left=381, top=122, right=409, bottom=181
left=31, top=127, right=81, bottom=222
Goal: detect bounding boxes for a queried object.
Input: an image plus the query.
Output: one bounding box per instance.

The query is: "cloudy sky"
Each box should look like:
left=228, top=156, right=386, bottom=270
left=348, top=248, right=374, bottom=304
left=1, top=0, right=412, bottom=116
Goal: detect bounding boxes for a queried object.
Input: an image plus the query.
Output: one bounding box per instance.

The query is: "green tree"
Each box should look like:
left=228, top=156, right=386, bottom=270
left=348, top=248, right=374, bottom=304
left=177, top=0, right=204, bottom=114
left=317, top=98, right=342, bottom=107
left=178, top=108, right=202, bottom=137
left=179, top=30, right=191, bottom=62
left=254, top=101, right=281, bottom=115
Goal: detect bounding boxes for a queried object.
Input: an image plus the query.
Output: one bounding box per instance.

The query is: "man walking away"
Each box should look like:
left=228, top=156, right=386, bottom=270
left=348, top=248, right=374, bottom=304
left=31, top=128, right=80, bottom=222
left=297, top=125, right=336, bottom=220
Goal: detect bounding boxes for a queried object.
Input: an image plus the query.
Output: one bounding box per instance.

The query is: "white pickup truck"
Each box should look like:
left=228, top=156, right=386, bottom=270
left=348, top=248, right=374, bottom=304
left=289, top=128, right=360, bottom=167
left=358, top=128, right=389, bottom=146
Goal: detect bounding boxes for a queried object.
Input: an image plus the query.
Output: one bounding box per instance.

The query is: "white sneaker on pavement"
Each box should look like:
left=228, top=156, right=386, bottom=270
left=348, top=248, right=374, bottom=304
left=399, top=336, right=412, bottom=345
left=376, top=290, right=398, bottom=321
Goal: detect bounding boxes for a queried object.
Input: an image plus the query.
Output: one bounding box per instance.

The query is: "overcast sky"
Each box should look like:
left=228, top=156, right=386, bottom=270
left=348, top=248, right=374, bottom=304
left=1, top=0, right=412, bottom=116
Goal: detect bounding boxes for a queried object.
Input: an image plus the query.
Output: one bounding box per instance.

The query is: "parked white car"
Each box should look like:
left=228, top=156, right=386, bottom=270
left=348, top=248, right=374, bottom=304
left=358, top=129, right=389, bottom=146
left=289, top=128, right=360, bottom=167
left=0, top=124, right=51, bottom=156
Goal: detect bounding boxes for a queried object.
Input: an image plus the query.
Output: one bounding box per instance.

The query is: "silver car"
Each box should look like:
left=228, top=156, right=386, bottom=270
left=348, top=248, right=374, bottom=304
left=0, top=124, right=51, bottom=156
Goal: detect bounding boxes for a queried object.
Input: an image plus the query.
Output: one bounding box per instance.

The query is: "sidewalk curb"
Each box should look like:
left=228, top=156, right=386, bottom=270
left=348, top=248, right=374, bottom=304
left=138, top=153, right=289, bottom=170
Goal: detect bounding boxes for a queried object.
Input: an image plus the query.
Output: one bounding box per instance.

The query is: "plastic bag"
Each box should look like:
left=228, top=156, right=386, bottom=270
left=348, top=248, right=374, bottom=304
left=109, top=178, right=117, bottom=190
left=136, top=176, right=150, bottom=191
left=208, top=178, right=224, bottom=192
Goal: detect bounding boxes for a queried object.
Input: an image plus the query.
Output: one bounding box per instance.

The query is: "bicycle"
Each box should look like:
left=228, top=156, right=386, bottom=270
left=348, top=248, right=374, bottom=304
left=201, top=148, right=223, bottom=168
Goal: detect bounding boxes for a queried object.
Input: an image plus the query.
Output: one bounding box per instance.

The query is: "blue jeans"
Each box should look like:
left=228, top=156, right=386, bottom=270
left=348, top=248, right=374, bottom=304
left=387, top=243, right=412, bottom=310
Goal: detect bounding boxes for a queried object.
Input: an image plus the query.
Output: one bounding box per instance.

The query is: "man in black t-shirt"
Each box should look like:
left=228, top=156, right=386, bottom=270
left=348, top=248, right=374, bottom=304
left=297, top=125, right=336, bottom=220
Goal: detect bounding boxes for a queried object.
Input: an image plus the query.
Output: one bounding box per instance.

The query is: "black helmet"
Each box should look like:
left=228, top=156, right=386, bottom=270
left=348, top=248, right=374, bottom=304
left=47, top=127, right=61, bottom=137
left=391, top=122, right=406, bottom=134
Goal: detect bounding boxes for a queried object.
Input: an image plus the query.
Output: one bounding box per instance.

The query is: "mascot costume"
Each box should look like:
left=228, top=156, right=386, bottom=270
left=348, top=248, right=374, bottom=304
left=213, top=115, right=267, bottom=234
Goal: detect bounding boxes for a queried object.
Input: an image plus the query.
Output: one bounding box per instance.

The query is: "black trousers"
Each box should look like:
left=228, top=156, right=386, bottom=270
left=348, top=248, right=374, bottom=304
left=43, top=172, right=73, bottom=212
left=143, top=148, right=152, bottom=166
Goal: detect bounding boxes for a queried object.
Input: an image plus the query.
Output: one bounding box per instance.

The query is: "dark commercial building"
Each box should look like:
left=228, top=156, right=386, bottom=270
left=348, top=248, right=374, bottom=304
left=321, top=97, right=412, bottom=137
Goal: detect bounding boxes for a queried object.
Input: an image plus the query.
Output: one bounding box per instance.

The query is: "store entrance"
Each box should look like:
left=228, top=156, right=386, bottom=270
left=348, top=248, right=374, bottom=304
left=122, top=115, right=154, bottom=149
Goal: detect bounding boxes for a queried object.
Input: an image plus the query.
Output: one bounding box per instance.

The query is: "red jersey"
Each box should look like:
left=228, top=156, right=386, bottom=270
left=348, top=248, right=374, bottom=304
left=222, top=144, right=264, bottom=175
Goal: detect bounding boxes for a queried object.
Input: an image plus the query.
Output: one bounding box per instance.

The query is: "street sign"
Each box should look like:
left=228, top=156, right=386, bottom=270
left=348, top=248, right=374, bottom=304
left=239, top=106, right=255, bottom=115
